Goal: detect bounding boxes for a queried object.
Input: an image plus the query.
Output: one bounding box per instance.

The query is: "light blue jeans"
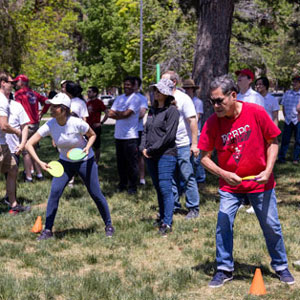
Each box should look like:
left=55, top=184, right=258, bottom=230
left=172, top=145, right=199, bottom=211
left=216, top=189, right=288, bottom=272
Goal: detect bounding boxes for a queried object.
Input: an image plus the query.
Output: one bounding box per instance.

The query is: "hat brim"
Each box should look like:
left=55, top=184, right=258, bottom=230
left=150, top=84, right=174, bottom=98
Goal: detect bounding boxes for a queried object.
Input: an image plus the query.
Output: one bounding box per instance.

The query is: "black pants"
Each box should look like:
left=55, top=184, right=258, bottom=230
left=115, top=138, right=139, bottom=192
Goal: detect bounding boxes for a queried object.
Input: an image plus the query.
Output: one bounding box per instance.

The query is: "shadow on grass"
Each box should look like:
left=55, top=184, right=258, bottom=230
left=54, top=226, right=97, bottom=239
left=192, top=261, right=276, bottom=280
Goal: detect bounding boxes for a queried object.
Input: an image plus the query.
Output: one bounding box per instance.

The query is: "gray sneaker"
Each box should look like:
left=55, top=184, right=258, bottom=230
left=185, top=209, right=199, bottom=219
left=105, top=225, right=115, bottom=237
left=37, top=229, right=53, bottom=241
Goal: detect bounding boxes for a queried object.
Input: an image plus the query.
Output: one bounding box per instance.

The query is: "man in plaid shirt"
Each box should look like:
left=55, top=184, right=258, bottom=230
left=278, top=76, right=300, bottom=164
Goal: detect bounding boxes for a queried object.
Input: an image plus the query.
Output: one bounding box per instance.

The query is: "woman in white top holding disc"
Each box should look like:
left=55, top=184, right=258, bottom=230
left=26, top=93, right=114, bottom=240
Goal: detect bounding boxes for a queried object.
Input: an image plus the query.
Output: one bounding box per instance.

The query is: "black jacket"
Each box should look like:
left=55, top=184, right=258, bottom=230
left=140, top=105, right=179, bottom=158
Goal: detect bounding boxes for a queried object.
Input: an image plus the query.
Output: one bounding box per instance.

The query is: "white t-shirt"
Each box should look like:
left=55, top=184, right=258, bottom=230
left=111, top=93, right=141, bottom=139
left=136, top=92, right=148, bottom=131
left=263, top=93, right=280, bottom=121
left=237, top=87, right=264, bottom=107
left=6, top=100, right=30, bottom=153
left=71, top=97, right=89, bottom=119
left=192, top=96, right=204, bottom=135
left=0, top=92, right=10, bottom=144
left=38, top=116, right=94, bottom=162
left=174, top=89, right=197, bottom=148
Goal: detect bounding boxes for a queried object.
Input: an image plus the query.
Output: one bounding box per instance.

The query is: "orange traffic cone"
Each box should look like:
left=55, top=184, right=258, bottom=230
left=31, top=216, right=43, bottom=233
left=249, top=268, right=267, bottom=296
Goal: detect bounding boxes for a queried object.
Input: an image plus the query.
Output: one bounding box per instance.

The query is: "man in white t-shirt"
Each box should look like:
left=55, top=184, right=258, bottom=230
left=182, top=78, right=206, bottom=185
left=255, top=77, right=279, bottom=126
left=162, top=71, right=200, bottom=219
left=236, top=68, right=264, bottom=107
left=6, top=100, right=30, bottom=156
left=108, top=76, right=141, bottom=194
left=0, top=71, right=30, bottom=214
left=134, top=76, right=148, bottom=185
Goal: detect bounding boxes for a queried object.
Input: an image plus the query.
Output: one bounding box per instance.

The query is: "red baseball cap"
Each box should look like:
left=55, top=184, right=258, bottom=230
left=13, top=74, right=29, bottom=82
left=235, top=69, right=254, bottom=81
left=292, top=75, right=300, bottom=81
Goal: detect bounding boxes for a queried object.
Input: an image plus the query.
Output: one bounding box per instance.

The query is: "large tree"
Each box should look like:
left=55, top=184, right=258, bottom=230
left=180, top=0, right=235, bottom=121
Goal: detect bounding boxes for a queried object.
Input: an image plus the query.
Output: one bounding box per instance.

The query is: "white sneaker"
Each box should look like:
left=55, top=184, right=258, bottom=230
left=293, top=260, right=300, bottom=267
left=246, top=206, right=255, bottom=214
left=238, top=204, right=245, bottom=211
left=139, top=179, right=146, bottom=185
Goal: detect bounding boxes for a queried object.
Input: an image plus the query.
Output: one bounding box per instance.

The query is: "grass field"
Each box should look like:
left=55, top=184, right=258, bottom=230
left=0, top=123, right=300, bottom=300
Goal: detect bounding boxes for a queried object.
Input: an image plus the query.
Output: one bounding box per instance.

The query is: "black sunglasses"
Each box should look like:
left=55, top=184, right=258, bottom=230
left=209, top=92, right=231, bottom=106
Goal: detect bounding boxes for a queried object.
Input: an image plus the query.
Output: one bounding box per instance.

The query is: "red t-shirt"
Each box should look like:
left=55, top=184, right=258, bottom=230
left=14, top=87, right=48, bottom=124
left=198, top=102, right=281, bottom=193
left=86, top=98, right=107, bottom=127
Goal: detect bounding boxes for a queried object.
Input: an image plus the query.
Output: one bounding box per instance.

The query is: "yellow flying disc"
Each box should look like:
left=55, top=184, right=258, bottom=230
left=242, top=175, right=257, bottom=181
left=47, top=161, right=64, bottom=177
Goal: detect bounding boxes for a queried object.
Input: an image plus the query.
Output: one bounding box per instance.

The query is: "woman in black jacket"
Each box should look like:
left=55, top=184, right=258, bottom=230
left=140, top=78, right=179, bottom=236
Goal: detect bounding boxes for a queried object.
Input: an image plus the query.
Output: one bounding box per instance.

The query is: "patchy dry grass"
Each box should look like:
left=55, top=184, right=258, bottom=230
left=0, top=123, right=300, bottom=299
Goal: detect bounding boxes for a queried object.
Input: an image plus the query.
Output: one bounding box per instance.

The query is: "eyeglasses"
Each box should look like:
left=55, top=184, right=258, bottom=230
left=209, top=92, right=231, bottom=106
left=5, top=80, right=14, bottom=84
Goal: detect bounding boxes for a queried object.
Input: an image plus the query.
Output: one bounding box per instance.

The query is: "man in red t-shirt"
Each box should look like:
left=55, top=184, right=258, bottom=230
left=86, top=86, right=108, bottom=163
left=198, top=74, right=294, bottom=288
left=13, top=74, right=49, bottom=182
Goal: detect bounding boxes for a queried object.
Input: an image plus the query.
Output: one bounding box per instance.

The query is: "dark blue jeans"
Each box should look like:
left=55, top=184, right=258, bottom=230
left=146, top=155, right=177, bottom=226
left=45, top=157, right=112, bottom=230
left=278, top=122, right=300, bottom=161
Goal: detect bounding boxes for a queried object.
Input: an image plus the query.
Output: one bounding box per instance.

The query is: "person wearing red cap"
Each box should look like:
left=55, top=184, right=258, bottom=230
left=13, top=74, right=49, bottom=182
left=236, top=69, right=264, bottom=107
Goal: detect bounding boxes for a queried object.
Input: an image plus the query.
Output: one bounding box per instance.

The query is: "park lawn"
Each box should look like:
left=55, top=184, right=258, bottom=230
left=0, top=123, right=300, bottom=300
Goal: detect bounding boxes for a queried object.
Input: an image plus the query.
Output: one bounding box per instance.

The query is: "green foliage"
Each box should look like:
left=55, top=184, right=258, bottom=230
left=77, top=0, right=196, bottom=90
left=230, top=0, right=300, bottom=89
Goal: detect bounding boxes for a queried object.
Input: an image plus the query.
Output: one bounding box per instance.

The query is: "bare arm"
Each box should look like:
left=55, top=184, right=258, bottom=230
left=272, top=111, right=279, bottom=126
left=201, top=150, right=242, bottom=186
left=15, top=124, right=28, bottom=155
left=82, top=127, right=96, bottom=155
left=139, top=107, right=147, bottom=119
left=108, top=109, right=134, bottom=120
left=101, top=109, right=109, bottom=124
left=0, top=116, right=21, bottom=136
left=187, top=116, right=199, bottom=157
left=25, top=132, right=49, bottom=171
left=255, top=137, right=278, bottom=184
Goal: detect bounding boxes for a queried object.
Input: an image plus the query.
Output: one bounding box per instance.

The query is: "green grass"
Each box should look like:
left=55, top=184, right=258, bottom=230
left=0, top=122, right=300, bottom=299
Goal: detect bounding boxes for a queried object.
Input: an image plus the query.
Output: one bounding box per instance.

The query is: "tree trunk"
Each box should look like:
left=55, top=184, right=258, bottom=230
left=192, top=0, right=234, bottom=123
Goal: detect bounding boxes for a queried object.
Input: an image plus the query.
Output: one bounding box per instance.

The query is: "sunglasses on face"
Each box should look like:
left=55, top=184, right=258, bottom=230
left=209, top=92, right=232, bottom=106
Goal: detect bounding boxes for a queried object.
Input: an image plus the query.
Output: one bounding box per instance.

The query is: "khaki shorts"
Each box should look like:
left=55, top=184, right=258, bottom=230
left=0, top=144, right=17, bottom=173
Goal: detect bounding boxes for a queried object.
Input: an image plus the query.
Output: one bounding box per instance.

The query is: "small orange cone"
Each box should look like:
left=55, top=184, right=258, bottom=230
left=249, top=268, right=267, bottom=296
left=31, top=216, right=43, bottom=233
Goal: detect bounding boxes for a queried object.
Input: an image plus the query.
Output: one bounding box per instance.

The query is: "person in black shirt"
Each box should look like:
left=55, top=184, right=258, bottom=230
left=140, top=78, right=179, bottom=236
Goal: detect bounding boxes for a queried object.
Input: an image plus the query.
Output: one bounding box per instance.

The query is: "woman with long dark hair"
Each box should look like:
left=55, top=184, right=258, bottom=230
left=140, top=78, right=179, bottom=236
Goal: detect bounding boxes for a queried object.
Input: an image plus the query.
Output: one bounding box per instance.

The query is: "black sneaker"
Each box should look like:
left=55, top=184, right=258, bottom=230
left=1, top=195, right=10, bottom=206
left=9, top=204, right=31, bottom=215
left=158, top=224, right=172, bottom=236
left=209, top=270, right=233, bottom=288
left=35, top=175, right=44, bottom=181
left=128, top=189, right=137, bottom=195
left=37, top=229, right=53, bottom=241
left=185, top=208, right=199, bottom=220
left=105, top=225, right=115, bottom=237
left=276, top=268, right=295, bottom=285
